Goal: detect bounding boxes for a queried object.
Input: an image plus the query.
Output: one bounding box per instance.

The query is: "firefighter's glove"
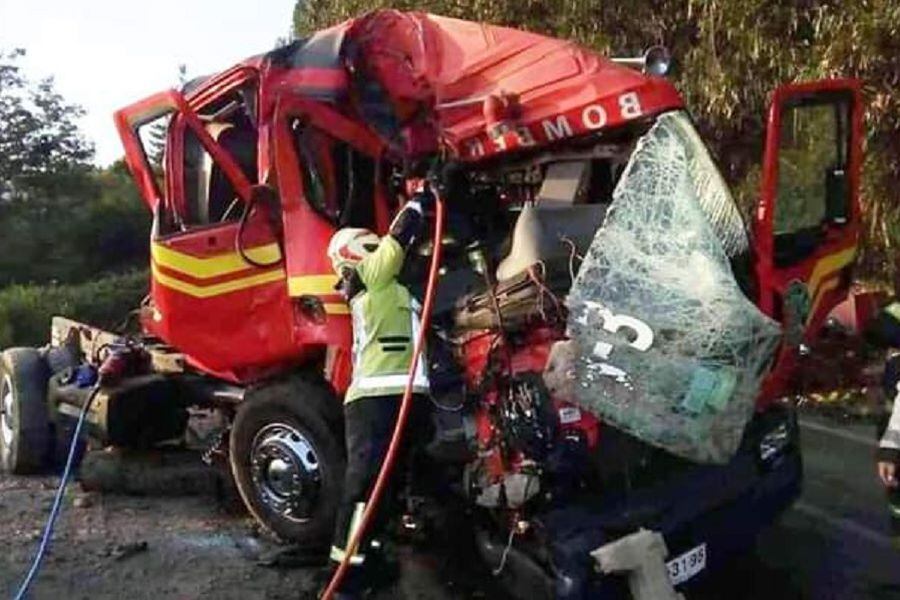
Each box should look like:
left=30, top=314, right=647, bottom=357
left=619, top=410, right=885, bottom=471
left=412, top=186, right=435, bottom=212
left=389, top=198, right=427, bottom=249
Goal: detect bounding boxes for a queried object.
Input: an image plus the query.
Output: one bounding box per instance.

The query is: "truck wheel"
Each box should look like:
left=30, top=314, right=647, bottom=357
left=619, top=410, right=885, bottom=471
left=0, top=348, right=51, bottom=474
left=229, top=378, right=344, bottom=547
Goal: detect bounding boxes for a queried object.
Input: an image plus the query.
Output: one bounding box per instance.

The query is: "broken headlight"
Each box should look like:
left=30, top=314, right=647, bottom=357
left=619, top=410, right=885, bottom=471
left=758, top=420, right=794, bottom=466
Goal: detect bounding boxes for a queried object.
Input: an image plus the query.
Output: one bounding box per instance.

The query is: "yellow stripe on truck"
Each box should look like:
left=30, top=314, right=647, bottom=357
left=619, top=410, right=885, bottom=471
left=288, top=274, right=339, bottom=296
left=289, top=274, right=349, bottom=315
left=152, top=263, right=285, bottom=298
left=289, top=276, right=348, bottom=314
left=323, top=303, right=351, bottom=315
left=802, top=245, right=858, bottom=324
left=151, top=242, right=282, bottom=279
left=807, top=246, right=856, bottom=297
left=807, top=276, right=840, bottom=324
left=151, top=246, right=347, bottom=309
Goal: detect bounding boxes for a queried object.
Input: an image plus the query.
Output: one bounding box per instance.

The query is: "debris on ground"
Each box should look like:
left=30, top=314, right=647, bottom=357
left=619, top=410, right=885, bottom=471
left=72, top=492, right=96, bottom=509
left=109, top=541, right=148, bottom=562
left=79, top=448, right=227, bottom=496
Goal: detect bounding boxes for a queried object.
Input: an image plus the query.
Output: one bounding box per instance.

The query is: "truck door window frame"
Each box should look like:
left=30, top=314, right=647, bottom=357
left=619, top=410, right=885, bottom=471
left=162, top=72, right=260, bottom=236
left=273, top=96, right=389, bottom=234
left=770, top=91, right=853, bottom=266
left=291, top=120, right=381, bottom=230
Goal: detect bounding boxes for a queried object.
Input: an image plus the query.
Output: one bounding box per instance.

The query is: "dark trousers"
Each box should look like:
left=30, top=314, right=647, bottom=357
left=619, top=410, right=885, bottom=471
left=887, top=476, right=900, bottom=537
left=876, top=409, right=900, bottom=536
left=330, top=394, right=426, bottom=591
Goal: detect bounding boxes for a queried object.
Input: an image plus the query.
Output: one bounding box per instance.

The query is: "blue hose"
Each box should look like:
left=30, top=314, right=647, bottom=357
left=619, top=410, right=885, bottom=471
left=13, top=386, right=97, bottom=600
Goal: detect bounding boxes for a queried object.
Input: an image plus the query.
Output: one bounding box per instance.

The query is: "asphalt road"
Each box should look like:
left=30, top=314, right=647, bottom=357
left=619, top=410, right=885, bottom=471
left=693, top=414, right=900, bottom=600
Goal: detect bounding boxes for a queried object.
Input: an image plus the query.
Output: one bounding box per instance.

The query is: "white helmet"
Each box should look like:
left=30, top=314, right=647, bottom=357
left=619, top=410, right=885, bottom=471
left=327, top=228, right=380, bottom=274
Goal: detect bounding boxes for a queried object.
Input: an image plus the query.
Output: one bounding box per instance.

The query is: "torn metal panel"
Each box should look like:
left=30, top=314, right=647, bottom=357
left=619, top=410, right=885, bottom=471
left=567, top=111, right=781, bottom=464
left=591, top=529, right=684, bottom=600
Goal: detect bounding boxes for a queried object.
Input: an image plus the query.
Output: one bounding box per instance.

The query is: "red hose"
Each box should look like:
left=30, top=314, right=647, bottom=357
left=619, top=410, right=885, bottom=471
left=322, top=196, right=446, bottom=599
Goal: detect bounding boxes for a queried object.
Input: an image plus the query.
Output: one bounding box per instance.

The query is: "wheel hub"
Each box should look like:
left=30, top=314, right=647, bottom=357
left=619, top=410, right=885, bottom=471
left=250, top=423, right=322, bottom=522
left=0, top=375, right=14, bottom=449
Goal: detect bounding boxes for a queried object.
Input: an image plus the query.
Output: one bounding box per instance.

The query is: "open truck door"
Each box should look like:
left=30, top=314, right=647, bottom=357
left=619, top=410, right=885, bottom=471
left=114, top=85, right=295, bottom=380
left=754, top=79, right=863, bottom=399
left=113, top=91, right=176, bottom=211
left=270, top=95, right=393, bottom=392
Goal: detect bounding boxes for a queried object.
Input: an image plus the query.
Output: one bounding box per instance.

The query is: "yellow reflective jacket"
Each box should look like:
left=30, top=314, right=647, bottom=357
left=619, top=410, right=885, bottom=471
left=345, top=236, right=429, bottom=404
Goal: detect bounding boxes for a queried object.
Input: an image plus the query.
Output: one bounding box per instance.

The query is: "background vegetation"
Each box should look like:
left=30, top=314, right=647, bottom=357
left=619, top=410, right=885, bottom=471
left=0, top=270, right=148, bottom=348
left=0, top=49, right=150, bottom=346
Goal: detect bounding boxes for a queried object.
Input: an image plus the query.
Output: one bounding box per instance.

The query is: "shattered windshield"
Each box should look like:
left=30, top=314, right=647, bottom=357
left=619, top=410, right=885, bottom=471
left=566, top=111, right=781, bottom=464
left=670, top=114, right=750, bottom=259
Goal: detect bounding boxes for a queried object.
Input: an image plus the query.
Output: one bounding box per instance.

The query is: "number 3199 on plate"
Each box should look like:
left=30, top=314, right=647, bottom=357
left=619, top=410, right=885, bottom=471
left=666, top=543, right=707, bottom=586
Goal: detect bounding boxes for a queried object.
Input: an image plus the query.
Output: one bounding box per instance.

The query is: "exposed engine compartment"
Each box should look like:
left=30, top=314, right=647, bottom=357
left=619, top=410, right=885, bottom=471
left=403, top=131, right=639, bottom=516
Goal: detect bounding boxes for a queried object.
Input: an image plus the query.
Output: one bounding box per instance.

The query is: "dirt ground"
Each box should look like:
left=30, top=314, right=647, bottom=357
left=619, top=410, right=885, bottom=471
left=0, top=468, right=320, bottom=599
left=0, top=449, right=485, bottom=600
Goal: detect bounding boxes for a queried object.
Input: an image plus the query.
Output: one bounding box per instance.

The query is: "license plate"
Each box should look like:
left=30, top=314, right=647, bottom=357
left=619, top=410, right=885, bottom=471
left=666, top=543, right=706, bottom=586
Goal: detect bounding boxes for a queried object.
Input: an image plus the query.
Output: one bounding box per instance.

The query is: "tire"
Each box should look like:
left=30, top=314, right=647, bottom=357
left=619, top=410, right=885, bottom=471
left=44, top=346, right=86, bottom=470
left=229, top=376, right=345, bottom=546
left=0, top=348, right=52, bottom=474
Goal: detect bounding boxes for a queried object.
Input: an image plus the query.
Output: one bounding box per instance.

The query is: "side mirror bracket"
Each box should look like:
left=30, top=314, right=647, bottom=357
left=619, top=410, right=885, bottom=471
left=249, top=184, right=283, bottom=237
left=235, top=184, right=285, bottom=269
left=824, top=166, right=848, bottom=225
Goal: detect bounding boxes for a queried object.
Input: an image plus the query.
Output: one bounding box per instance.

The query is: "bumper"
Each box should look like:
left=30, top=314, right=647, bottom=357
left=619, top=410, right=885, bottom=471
left=659, top=446, right=802, bottom=582
left=536, top=405, right=804, bottom=599
left=585, top=444, right=803, bottom=598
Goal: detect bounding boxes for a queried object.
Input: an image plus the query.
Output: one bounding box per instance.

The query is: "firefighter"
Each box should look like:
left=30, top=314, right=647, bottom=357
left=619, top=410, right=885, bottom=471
left=870, top=299, right=900, bottom=539
left=878, top=368, right=900, bottom=539
left=325, top=190, right=431, bottom=597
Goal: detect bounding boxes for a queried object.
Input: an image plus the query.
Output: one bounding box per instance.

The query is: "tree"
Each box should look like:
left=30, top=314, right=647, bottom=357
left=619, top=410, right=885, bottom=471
left=0, top=50, right=150, bottom=287
left=0, top=49, right=94, bottom=200
left=0, top=159, right=150, bottom=287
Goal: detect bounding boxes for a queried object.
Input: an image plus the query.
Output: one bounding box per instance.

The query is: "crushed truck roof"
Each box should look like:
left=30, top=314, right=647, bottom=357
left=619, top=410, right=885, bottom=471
left=199, top=10, right=684, bottom=161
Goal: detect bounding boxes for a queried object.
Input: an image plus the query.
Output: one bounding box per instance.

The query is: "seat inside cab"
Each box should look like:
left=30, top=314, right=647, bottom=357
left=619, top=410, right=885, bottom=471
left=181, top=116, right=258, bottom=227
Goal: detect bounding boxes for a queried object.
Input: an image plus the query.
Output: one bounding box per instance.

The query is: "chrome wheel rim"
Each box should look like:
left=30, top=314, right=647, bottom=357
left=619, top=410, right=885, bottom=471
left=250, top=422, right=322, bottom=523
left=1, top=374, right=15, bottom=451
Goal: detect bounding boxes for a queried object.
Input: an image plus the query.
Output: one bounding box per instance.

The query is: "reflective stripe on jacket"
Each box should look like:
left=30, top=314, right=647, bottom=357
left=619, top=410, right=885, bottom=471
left=345, top=236, right=429, bottom=404
left=880, top=382, right=900, bottom=463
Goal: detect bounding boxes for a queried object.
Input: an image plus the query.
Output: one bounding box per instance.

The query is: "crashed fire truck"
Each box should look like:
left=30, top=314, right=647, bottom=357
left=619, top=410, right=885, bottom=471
left=0, top=10, right=864, bottom=598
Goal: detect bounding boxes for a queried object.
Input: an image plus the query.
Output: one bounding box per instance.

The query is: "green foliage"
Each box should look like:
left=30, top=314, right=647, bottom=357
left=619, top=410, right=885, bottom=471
left=0, top=49, right=150, bottom=287
left=0, top=160, right=151, bottom=287
left=292, top=0, right=900, bottom=280
left=0, top=49, right=94, bottom=200
left=773, top=103, right=841, bottom=234
left=0, top=270, right=149, bottom=348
